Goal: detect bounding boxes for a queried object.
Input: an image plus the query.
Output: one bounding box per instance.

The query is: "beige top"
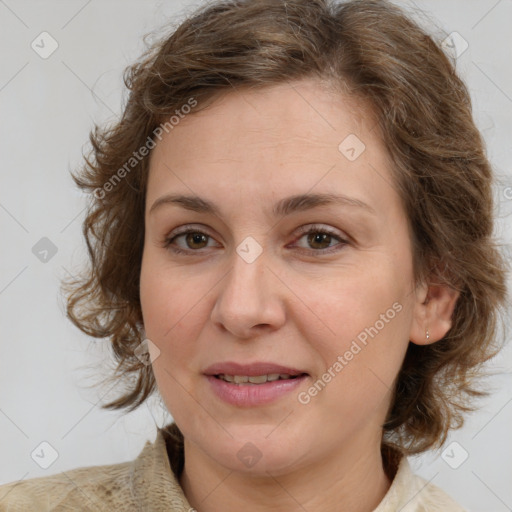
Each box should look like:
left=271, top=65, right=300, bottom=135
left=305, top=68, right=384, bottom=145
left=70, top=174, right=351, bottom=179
left=0, top=423, right=466, bottom=511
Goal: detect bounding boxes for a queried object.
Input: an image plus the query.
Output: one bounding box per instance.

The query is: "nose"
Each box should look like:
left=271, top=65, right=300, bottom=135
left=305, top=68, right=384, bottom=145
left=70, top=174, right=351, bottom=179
left=210, top=247, right=286, bottom=339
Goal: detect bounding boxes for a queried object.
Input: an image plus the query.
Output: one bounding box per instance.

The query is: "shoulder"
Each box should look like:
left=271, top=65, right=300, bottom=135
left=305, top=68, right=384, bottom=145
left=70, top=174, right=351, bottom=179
left=0, top=424, right=188, bottom=511
left=0, top=458, right=136, bottom=511
left=375, top=456, right=467, bottom=512
left=407, top=471, right=467, bottom=511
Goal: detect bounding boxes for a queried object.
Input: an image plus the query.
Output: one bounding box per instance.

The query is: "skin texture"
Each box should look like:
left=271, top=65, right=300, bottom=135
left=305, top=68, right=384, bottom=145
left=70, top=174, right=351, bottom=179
left=140, top=78, right=459, bottom=512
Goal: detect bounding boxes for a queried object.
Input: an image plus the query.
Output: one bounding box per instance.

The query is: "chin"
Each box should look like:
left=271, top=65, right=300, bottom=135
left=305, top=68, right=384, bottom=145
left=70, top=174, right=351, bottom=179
left=199, top=424, right=309, bottom=476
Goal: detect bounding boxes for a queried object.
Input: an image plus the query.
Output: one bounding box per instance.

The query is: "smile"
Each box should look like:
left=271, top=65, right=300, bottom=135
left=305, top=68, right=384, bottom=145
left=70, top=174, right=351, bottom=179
left=206, top=373, right=308, bottom=406
left=216, top=373, right=299, bottom=384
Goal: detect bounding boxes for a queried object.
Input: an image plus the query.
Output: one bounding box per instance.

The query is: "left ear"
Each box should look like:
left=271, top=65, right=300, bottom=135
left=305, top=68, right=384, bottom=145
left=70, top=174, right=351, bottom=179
left=409, top=275, right=460, bottom=346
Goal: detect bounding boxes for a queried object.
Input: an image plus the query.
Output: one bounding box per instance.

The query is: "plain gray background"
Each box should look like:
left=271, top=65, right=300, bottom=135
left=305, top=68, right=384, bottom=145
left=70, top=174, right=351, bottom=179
left=0, top=1, right=511, bottom=510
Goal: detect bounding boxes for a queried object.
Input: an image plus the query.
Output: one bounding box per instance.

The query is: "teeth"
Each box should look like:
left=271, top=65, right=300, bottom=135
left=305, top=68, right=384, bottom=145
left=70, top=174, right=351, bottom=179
left=218, top=373, right=299, bottom=384
left=248, top=375, right=268, bottom=384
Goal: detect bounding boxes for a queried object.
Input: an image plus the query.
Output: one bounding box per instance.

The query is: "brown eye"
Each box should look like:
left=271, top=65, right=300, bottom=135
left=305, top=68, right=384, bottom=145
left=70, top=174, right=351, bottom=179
left=164, top=228, right=218, bottom=254
left=292, top=225, right=349, bottom=255
left=184, top=232, right=209, bottom=249
left=307, top=232, right=334, bottom=250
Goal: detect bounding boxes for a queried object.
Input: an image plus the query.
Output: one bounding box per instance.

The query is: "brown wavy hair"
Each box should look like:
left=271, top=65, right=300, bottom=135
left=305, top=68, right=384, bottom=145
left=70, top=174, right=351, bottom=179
left=63, top=0, right=509, bottom=455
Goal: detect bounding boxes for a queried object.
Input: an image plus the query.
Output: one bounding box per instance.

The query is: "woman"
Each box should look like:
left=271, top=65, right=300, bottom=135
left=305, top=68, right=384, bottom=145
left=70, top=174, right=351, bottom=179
left=0, top=0, right=507, bottom=510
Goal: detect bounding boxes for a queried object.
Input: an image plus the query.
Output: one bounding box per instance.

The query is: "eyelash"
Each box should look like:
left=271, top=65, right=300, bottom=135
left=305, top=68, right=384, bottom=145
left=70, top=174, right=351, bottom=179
left=162, top=224, right=349, bottom=256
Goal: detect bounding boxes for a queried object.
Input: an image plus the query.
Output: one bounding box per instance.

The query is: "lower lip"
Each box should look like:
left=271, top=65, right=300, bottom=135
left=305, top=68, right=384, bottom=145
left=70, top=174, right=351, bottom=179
left=205, top=375, right=308, bottom=407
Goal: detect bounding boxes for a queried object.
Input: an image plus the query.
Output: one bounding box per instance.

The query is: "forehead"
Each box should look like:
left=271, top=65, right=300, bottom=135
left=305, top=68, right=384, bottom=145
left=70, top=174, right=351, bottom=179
left=153, top=79, right=372, bottom=154
left=146, top=78, right=397, bottom=218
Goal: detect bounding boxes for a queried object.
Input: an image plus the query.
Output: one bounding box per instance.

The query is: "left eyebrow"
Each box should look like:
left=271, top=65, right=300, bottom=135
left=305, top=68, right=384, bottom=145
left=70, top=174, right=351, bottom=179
left=272, top=192, right=376, bottom=217
left=148, top=192, right=376, bottom=217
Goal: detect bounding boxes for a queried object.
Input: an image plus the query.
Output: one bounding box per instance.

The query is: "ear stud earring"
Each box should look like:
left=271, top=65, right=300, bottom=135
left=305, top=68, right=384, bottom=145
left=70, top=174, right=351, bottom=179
left=426, top=328, right=430, bottom=340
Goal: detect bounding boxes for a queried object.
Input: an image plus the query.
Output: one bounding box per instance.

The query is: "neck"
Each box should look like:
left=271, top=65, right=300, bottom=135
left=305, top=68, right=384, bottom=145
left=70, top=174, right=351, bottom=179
left=179, top=435, right=393, bottom=512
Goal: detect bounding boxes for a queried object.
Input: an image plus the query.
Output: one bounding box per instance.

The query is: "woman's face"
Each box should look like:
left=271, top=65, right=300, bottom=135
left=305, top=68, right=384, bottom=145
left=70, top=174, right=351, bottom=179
left=140, top=78, right=424, bottom=475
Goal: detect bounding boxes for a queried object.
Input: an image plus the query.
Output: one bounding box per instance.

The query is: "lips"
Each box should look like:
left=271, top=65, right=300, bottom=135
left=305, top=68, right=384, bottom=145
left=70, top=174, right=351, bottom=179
left=203, top=361, right=310, bottom=406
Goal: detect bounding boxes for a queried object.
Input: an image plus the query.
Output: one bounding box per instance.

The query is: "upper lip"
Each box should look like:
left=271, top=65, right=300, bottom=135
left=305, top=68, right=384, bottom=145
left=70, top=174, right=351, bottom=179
left=203, top=361, right=308, bottom=377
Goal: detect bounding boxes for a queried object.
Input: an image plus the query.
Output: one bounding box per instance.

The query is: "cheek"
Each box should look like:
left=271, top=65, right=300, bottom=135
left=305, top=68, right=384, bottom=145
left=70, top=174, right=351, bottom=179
left=297, top=260, right=410, bottom=347
left=293, top=261, right=413, bottom=407
left=139, top=252, right=210, bottom=376
left=140, top=248, right=194, bottom=340
left=140, top=257, right=206, bottom=420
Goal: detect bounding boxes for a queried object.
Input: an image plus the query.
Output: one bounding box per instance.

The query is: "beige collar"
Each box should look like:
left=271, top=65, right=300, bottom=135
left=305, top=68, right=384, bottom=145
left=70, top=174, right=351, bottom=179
left=129, top=423, right=463, bottom=511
